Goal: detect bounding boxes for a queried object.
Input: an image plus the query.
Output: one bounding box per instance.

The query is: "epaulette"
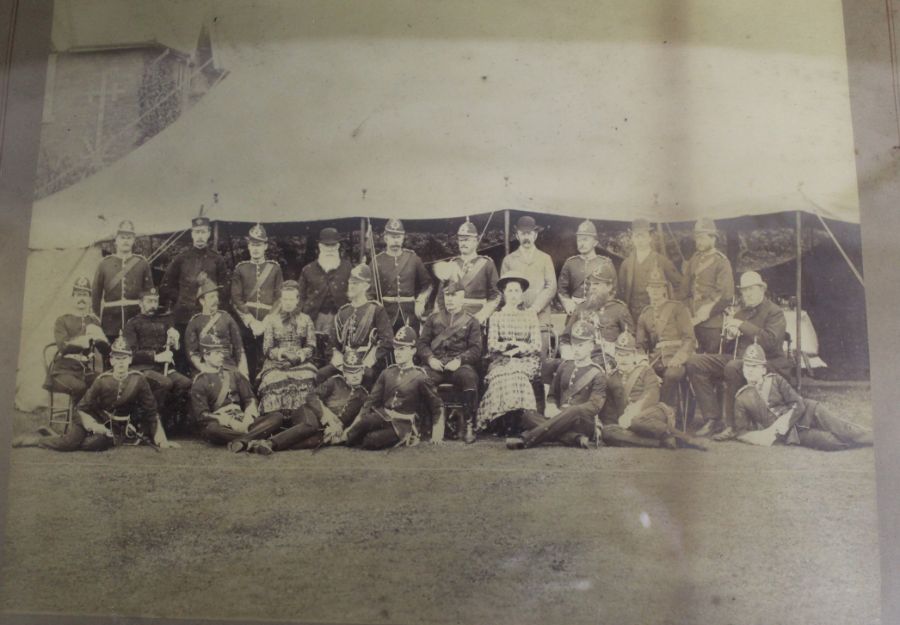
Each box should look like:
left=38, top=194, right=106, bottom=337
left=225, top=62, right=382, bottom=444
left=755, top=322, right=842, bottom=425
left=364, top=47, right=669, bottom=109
left=97, top=370, right=114, bottom=379
left=712, top=250, right=728, bottom=260
left=609, top=298, right=627, bottom=307
left=563, top=254, right=579, bottom=263
left=188, top=312, right=206, bottom=323
left=235, top=260, right=251, bottom=268
left=411, top=365, right=428, bottom=375
left=126, top=370, right=144, bottom=378
left=402, top=248, right=415, bottom=255
left=639, top=304, right=653, bottom=316
left=133, top=253, right=148, bottom=261
left=337, top=302, right=353, bottom=313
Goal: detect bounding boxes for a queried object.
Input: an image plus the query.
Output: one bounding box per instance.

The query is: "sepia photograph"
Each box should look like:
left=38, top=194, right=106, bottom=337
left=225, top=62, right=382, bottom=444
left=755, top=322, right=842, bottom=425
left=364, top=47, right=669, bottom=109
left=0, top=1, right=888, bottom=624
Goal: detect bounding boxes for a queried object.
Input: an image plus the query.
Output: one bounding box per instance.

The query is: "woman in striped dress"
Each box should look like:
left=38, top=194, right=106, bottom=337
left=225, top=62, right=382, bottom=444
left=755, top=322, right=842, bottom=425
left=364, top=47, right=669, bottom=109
left=257, top=281, right=319, bottom=414
left=476, top=273, right=543, bottom=430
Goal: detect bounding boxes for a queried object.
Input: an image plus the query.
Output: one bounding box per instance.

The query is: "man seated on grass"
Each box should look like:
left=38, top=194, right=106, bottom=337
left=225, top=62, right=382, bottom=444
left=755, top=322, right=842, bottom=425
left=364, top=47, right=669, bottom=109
left=189, top=334, right=283, bottom=451
left=14, top=334, right=177, bottom=452
left=601, top=333, right=707, bottom=451
left=505, top=321, right=606, bottom=450
left=731, top=343, right=873, bottom=451
left=341, top=326, right=445, bottom=449
left=247, top=350, right=369, bottom=455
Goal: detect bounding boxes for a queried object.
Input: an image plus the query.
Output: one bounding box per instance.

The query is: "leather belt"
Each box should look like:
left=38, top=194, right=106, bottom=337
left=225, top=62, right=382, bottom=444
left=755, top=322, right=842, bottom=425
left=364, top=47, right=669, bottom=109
left=246, top=302, right=272, bottom=310
left=462, top=298, right=487, bottom=305
left=382, top=296, right=416, bottom=303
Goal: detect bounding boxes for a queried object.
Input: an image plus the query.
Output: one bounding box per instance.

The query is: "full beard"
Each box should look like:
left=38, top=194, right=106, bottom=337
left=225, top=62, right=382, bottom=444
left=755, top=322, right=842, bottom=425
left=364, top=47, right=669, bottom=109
left=318, top=254, right=341, bottom=272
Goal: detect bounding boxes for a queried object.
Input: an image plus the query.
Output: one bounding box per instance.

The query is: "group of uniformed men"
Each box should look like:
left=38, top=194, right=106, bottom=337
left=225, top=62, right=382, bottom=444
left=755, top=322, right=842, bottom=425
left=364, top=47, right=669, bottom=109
left=13, top=212, right=872, bottom=454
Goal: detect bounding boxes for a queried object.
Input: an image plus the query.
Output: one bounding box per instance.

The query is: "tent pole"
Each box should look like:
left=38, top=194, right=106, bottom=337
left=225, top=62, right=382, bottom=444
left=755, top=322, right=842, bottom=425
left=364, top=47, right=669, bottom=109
left=213, top=221, right=219, bottom=250
left=504, top=210, right=510, bottom=257
left=359, top=218, right=366, bottom=263
left=796, top=211, right=803, bottom=391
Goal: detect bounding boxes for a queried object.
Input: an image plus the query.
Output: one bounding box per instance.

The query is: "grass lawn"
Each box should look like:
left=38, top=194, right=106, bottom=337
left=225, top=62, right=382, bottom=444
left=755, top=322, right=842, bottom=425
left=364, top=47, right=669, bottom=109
left=0, top=387, right=879, bottom=625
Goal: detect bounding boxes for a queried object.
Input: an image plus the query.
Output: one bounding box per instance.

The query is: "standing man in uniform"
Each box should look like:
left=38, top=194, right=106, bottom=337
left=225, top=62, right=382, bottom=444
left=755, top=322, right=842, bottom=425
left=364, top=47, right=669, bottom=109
left=500, top=215, right=558, bottom=358
left=46, top=276, right=109, bottom=405
left=15, top=335, right=177, bottom=451
left=505, top=321, right=606, bottom=450
left=417, top=281, right=483, bottom=442
left=92, top=220, right=154, bottom=342
left=558, top=219, right=617, bottom=315
left=342, top=326, right=445, bottom=450
left=370, top=218, right=432, bottom=332
left=320, top=264, right=394, bottom=387
left=618, top=218, right=683, bottom=323
left=231, top=223, right=283, bottom=382
left=185, top=276, right=248, bottom=378
left=687, top=271, right=789, bottom=439
left=676, top=217, right=734, bottom=355
left=433, top=219, right=500, bottom=324
left=636, top=267, right=695, bottom=408
left=123, top=287, right=192, bottom=432
left=160, top=215, right=229, bottom=373
left=298, top=227, right=352, bottom=354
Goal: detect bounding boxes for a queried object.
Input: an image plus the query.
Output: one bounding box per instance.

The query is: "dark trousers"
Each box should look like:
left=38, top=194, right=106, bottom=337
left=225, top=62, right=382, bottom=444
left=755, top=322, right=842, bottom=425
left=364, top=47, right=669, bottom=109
left=47, top=369, right=96, bottom=406
left=602, top=404, right=672, bottom=448
left=316, top=362, right=383, bottom=390
left=652, top=362, right=686, bottom=408
left=520, top=405, right=596, bottom=448
left=344, top=411, right=401, bottom=450
left=685, top=353, right=738, bottom=425
left=695, top=325, right=722, bottom=355
left=173, top=323, right=191, bottom=375
left=239, top=325, right=264, bottom=384
left=39, top=412, right=113, bottom=452
left=268, top=406, right=325, bottom=451
left=542, top=358, right=619, bottom=425
left=793, top=400, right=873, bottom=451
left=201, top=412, right=285, bottom=446
left=142, top=369, right=192, bottom=430
left=425, top=365, right=479, bottom=392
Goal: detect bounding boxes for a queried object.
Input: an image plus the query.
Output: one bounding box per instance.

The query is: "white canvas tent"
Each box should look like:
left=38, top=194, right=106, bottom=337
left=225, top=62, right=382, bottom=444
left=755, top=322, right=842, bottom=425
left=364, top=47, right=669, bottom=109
left=17, top=0, right=861, bottom=410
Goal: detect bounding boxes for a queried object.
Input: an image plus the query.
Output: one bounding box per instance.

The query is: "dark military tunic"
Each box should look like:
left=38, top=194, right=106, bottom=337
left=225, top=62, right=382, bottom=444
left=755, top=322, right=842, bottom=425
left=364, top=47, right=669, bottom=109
left=675, top=248, right=734, bottom=330
left=519, top=361, right=606, bottom=448
left=51, top=312, right=105, bottom=375
left=636, top=300, right=695, bottom=367
left=345, top=363, right=443, bottom=448
left=723, top=297, right=788, bottom=362
left=184, top=310, right=245, bottom=372
left=369, top=249, right=432, bottom=330
left=733, top=373, right=802, bottom=433
left=78, top=370, right=158, bottom=425
left=311, top=375, right=369, bottom=426
left=297, top=258, right=352, bottom=320
left=435, top=255, right=500, bottom=317
left=558, top=254, right=618, bottom=306
left=417, top=310, right=483, bottom=367
left=91, top=253, right=154, bottom=337
left=231, top=259, right=283, bottom=322
left=562, top=297, right=634, bottom=346
left=123, top=311, right=177, bottom=372
left=160, top=246, right=229, bottom=325
left=330, top=300, right=394, bottom=364
left=618, top=250, right=683, bottom=322
left=189, top=368, right=256, bottom=420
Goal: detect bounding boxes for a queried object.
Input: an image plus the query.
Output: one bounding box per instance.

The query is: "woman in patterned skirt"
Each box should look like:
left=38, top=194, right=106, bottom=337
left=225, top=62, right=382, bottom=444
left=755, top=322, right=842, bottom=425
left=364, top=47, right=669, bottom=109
left=476, top=273, right=543, bottom=430
left=257, top=281, right=319, bottom=414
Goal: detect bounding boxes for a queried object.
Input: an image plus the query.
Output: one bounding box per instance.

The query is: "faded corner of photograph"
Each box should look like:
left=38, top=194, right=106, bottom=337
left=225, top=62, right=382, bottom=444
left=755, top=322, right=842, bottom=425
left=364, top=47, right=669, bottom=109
left=1, top=1, right=880, bottom=625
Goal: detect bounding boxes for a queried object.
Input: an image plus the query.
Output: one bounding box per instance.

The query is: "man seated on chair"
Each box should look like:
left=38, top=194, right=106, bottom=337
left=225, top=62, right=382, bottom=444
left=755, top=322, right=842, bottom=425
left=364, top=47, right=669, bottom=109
left=247, top=350, right=369, bottom=455
left=16, top=334, right=178, bottom=451
left=635, top=266, right=695, bottom=409
left=185, top=275, right=249, bottom=378
left=124, top=287, right=192, bottom=432
left=417, top=280, right=482, bottom=443
left=548, top=265, right=632, bottom=424
left=505, top=321, right=606, bottom=450
left=732, top=344, right=872, bottom=451
left=601, top=333, right=707, bottom=450
left=319, top=264, right=394, bottom=389
left=342, top=326, right=445, bottom=450
left=686, top=271, right=789, bottom=440
left=45, top=276, right=110, bottom=406
left=189, top=334, right=283, bottom=451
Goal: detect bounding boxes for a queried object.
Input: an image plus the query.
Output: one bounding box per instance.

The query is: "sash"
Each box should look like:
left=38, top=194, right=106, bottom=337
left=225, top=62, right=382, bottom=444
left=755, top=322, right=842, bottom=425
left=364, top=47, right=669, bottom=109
left=341, top=303, right=376, bottom=347
left=247, top=262, right=275, bottom=301
left=108, top=256, right=140, bottom=295
left=201, top=312, right=222, bottom=337
left=214, top=371, right=232, bottom=410
left=458, top=257, right=487, bottom=291
left=430, top=313, right=470, bottom=350
left=564, top=365, right=600, bottom=404
left=623, top=364, right=651, bottom=402
left=692, top=253, right=716, bottom=281
left=759, top=375, right=773, bottom=409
